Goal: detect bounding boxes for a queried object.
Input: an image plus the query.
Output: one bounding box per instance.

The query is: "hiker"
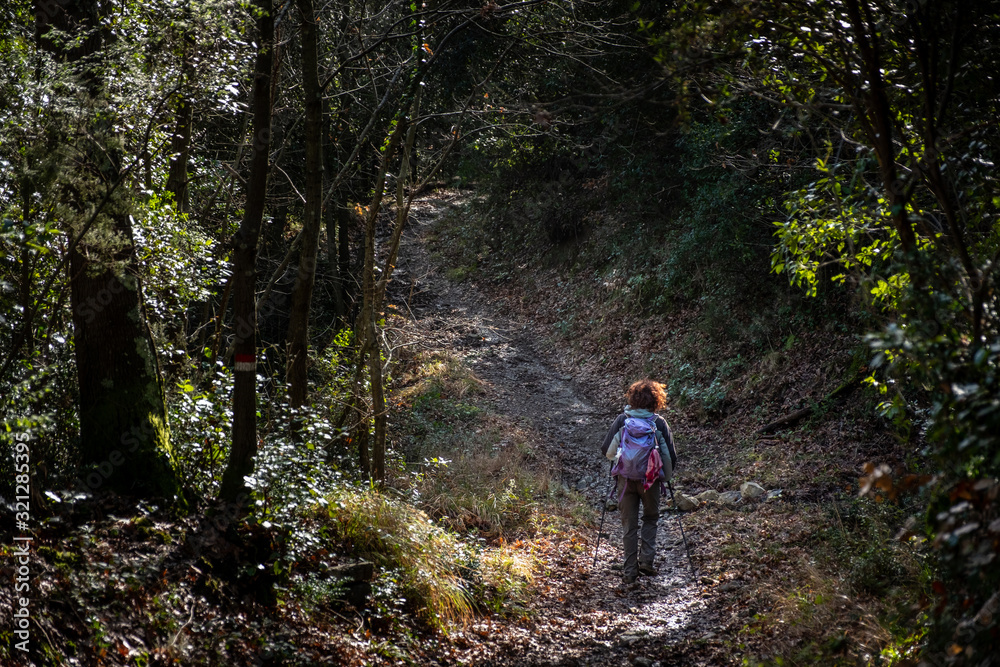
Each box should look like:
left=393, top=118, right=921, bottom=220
left=600, top=379, right=677, bottom=584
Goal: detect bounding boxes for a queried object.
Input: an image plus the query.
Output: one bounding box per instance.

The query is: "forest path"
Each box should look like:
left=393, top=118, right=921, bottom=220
left=387, top=193, right=717, bottom=666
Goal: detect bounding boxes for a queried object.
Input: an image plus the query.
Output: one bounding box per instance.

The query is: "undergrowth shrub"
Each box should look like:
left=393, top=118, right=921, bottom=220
left=317, top=489, right=473, bottom=630
left=169, top=362, right=235, bottom=498
left=313, top=486, right=538, bottom=628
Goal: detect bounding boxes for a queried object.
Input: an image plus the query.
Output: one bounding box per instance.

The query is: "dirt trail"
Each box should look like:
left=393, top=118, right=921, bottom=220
left=388, top=194, right=719, bottom=666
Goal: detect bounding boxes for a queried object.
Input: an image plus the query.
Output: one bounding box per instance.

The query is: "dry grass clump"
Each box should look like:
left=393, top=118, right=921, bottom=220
left=319, top=488, right=473, bottom=630
left=414, top=413, right=556, bottom=539
left=469, top=540, right=537, bottom=615
left=396, top=351, right=485, bottom=405
left=313, top=484, right=542, bottom=630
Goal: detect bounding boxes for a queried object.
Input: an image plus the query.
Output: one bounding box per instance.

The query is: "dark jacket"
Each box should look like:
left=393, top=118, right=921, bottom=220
left=600, top=407, right=678, bottom=471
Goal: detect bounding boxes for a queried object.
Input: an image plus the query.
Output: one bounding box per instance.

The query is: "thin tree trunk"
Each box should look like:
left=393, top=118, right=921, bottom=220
left=286, top=0, right=324, bottom=411
left=164, top=0, right=195, bottom=211
left=219, top=0, right=274, bottom=503
left=351, top=120, right=405, bottom=480
left=375, top=90, right=421, bottom=311
left=338, top=204, right=353, bottom=315
left=367, top=95, right=421, bottom=481
left=326, top=203, right=346, bottom=322
left=165, top=96, right=194, bottom=211
left=367, top=321, right=386, bottom=482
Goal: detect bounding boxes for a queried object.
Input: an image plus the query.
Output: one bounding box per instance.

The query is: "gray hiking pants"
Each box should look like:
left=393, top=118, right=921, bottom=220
left=617, top=478, right=661, bottom=577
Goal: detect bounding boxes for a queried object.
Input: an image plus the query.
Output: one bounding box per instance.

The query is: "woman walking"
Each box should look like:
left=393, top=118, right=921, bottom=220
left=600, top=379, right=677, bottom=584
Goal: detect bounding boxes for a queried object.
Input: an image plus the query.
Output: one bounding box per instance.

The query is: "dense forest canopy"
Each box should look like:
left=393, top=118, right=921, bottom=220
left=1, top=0, right=998, bottom=664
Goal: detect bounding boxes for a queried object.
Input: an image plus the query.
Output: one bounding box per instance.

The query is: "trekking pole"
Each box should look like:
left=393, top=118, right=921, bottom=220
left=666, top=479, right=697, bottom=578
left=592, top=465, right=613, bottom=568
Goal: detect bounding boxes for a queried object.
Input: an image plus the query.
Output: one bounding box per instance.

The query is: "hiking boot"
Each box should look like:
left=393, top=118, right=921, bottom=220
left=622, top=573, right=638, bottom=585
left=638, top=563, right=658, bottom=576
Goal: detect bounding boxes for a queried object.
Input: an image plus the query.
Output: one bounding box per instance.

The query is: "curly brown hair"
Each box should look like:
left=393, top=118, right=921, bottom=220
left=625, top=379, right=667, bottom=412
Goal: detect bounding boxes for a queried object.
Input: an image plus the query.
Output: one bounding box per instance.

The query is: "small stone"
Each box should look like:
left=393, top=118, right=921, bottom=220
left=718, top=580, right=742, bottom=592
left=696, top=489, right=720, bottom=502
left=329, top=561, right=374, bottom=581
left=740, top=481, right=767, bottom=499
left=766, top=489, right=783, bottom=500
left=674, top=493, right=699, bottom=511
left=633, top=658, right=653, bottom=667
left=719, top=490, right=742, bottom=505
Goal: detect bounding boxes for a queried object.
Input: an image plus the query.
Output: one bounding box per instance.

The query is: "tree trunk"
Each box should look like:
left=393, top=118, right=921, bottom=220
left=369, top=96, right=421, bottom=481
left=351, top=121, right=404, bottom=481
left=219, top=0, right=274, bottom=503
left=70, top=247, right=179, bottom=497
left=338, top=204, right=353, bottom=316
left=164, top=95, right=194, bottom=212
left=844, top=0, right=917, bottom=254
left=36, top=0, right=180, bottom=498
left=326, top=202, right=346, bottom=323
left=164, top=0, right=194, bottom=213
left=286, top=0, right=324, bottom=411
left=367, top=320, right=386, bottom=482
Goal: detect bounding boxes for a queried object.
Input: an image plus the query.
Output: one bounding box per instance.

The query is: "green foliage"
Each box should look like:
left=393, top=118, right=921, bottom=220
left=848, top=542, right=907, bottom=597
left=867, top=255, right=1000, bottom=660
left=290, top=572, right=347, bottom=615
left=772, top=153, right=902, bottom=303
left=169, top=363, right=235, bottom=497
left=676, top=1, right=1000, bottom=661
left=133, top=193, right=225, bottom=352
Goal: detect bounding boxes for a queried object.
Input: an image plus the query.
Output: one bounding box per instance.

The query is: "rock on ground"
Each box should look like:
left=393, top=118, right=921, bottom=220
left=719, top=490, right=742, bottom=505
left=695, top=490, right=720, bottom=502
left=674, top=493, right=699, bottom=511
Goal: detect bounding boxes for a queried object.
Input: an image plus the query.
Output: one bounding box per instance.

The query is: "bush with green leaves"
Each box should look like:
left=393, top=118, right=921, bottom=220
left=867, top=254, right=1000, bottom=661
left=169, top=363, right=235, bottom=498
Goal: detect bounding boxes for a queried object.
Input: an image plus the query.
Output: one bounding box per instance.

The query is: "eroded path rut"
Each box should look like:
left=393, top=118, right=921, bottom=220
left=387, top=194, right=716, bottom=666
